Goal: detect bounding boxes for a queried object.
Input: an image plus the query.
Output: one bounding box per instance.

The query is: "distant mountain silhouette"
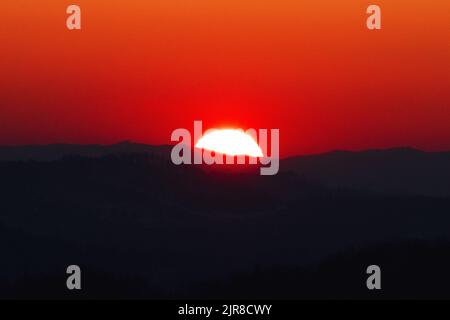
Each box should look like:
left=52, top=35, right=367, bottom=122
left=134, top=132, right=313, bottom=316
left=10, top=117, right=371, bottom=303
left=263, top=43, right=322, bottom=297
left=1, top=142, right=449, bottom=196
left=282, top=147, right=450, bottom=197
left=0, top=141, right=172, bottom=161
left=1, top=143, right=450, bottom=298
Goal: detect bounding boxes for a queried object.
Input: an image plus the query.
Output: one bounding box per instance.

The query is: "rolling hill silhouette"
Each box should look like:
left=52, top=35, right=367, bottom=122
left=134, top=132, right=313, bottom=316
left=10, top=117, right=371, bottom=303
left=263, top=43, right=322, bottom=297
left=282, top=148, right=450, bottom=197
left=1, top=143, right=450, bottom=299
left=0, top=141, right=172, bottom=162
left=2, top=142, right=449, bottom=196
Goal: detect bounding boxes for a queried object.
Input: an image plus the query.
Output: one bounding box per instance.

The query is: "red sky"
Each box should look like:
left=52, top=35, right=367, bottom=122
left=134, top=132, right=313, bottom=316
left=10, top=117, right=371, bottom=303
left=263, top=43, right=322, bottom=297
left=1, top=0, right=449, bottom=156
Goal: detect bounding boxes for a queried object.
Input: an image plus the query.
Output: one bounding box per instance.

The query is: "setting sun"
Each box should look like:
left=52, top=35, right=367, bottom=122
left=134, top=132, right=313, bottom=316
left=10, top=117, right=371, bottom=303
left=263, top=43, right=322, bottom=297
left=195, top=129, right=264, bottom=157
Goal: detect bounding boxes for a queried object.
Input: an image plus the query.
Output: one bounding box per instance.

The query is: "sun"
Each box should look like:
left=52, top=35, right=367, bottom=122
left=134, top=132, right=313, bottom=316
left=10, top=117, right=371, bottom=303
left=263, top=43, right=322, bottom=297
left=195, top=129, right=264, bottom=157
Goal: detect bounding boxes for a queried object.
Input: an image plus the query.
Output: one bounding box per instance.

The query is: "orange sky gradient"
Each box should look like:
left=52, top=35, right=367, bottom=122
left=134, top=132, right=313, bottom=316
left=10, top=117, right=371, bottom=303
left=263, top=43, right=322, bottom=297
left=1, top=0, right=449, bottom=156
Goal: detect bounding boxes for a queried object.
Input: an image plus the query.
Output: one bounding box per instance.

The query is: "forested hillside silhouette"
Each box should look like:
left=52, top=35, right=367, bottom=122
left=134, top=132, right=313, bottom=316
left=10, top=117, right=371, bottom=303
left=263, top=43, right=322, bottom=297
left=1, top=144, right=450, bottom=299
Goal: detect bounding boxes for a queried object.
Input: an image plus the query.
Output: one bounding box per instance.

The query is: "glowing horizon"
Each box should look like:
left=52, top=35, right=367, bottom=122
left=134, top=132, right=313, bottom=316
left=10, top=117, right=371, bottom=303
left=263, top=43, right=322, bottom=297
left=1, top=1, right=449, bottom=156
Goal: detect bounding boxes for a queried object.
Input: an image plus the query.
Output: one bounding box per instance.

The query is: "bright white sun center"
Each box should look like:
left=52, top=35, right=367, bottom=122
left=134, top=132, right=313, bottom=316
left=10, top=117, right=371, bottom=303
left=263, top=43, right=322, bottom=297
left=195, top=129, right=264, bottom=157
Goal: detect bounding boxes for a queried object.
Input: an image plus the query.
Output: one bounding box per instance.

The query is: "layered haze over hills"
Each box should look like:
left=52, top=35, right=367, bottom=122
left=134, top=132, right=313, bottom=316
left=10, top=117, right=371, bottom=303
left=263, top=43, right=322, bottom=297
left=1, top=143, right=450, bottom=299
left=1, top=142, right=449, bottom=196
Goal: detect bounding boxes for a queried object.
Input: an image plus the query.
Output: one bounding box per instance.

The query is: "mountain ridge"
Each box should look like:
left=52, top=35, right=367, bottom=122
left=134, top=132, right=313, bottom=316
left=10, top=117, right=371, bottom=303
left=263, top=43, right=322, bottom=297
left=1, top=142, right=449, bottom=196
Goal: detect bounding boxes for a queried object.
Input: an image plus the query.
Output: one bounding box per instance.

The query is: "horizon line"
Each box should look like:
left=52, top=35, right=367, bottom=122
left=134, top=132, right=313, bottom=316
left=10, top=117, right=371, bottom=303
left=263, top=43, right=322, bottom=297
left=1, top=141, right=450, bottom=159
